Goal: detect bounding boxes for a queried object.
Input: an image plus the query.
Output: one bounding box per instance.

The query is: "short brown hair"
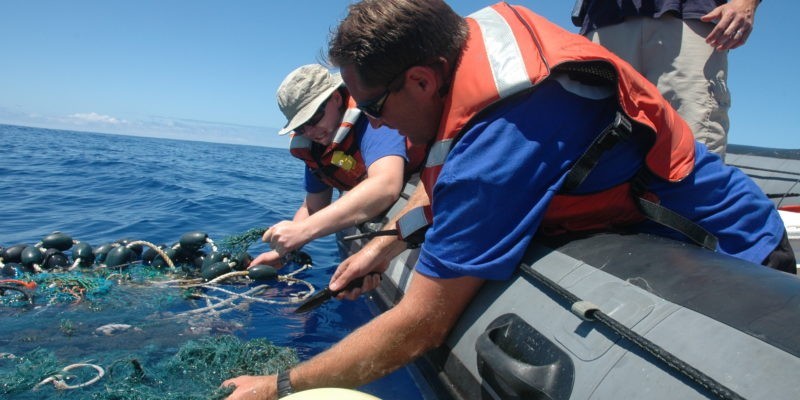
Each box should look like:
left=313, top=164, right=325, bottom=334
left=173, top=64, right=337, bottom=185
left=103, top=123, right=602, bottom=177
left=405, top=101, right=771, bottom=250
left=328, top=0, right=468, bottom=89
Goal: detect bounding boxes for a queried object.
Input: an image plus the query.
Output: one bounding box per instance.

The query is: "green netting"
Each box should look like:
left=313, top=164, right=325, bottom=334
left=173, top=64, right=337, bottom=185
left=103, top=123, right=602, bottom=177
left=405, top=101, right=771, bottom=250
left=0, top=227, right=314, bottom=309
left=217, top=227, right=268, bottom=256
left=0, top=349, right=61, bottom=394
left=0, top=228, right=312, bottom=399
left=1, top=267, right=187, bottom=308
left=0, top=335, right=297, bottom=399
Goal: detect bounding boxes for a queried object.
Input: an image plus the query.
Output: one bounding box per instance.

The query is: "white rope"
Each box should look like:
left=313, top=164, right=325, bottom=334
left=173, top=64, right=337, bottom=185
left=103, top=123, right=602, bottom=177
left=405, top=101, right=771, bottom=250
left=205, top=237, right=219, bottom=253
left=175, top=284, right=270, bottom=317
left=33, top=363, right=105, bottom=391
left=67, top=259, right=81, bottom=271
left=279, top=263, right=312, bottom=278
left=126, top=240, right=175, bottom=269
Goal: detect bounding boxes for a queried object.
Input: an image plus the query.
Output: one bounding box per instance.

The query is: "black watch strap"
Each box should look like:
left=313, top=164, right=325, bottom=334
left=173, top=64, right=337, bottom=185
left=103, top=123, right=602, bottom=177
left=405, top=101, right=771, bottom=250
left=277, top=369, right=294, bottom=398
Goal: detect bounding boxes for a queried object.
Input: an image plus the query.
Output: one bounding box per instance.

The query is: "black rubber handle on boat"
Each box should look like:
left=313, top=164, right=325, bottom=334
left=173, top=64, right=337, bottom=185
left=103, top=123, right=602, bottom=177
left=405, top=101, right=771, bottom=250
left=476, top=314, right=573, bottom=399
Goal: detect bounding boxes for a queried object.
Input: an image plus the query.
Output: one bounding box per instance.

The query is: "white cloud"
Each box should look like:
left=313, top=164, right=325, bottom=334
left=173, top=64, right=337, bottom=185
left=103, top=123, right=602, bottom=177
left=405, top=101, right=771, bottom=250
left=0, top=106, right=287, bottom=149
left=69, top=112, right=125, bottom=125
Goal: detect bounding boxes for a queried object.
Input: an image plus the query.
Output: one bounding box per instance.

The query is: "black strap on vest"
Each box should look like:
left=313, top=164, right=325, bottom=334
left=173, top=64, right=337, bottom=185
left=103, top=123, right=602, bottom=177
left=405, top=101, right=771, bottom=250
left=561, top=111, right=632, bottom=192
left=631, top=171, right=719, bottom=251
left=561, top=112, right=719, bottom=251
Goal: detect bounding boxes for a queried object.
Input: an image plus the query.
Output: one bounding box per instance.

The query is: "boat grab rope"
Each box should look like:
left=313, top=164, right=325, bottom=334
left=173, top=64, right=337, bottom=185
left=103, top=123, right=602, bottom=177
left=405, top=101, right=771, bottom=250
left=519, top=263, right=746, bottom=400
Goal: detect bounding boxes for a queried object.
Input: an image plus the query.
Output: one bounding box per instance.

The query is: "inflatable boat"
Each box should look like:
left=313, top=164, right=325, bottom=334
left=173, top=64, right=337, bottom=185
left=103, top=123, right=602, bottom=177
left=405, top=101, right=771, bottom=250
left=727, top=144, right=800, bottom=262
left=337, top=144, right=800, bottom=400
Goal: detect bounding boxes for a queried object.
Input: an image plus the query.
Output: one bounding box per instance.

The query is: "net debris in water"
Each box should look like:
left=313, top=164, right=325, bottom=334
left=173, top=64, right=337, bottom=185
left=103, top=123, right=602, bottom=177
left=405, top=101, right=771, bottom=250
left=0, top=228, right=315, bottom=308
left=0, top=228, right=312, bottom=399
left=0, top=335, right=298, bottom=399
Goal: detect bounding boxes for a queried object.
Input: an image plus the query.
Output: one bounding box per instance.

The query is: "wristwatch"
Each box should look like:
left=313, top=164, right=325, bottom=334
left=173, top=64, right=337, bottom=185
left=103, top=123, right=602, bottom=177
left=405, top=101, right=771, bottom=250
left=277, top=369, right=294, bottom=398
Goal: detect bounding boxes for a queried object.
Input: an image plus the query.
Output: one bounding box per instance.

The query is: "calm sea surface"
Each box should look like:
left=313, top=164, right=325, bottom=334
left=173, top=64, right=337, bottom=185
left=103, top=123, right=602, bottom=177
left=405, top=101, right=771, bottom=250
left=0, top=124, right=424, bottom=399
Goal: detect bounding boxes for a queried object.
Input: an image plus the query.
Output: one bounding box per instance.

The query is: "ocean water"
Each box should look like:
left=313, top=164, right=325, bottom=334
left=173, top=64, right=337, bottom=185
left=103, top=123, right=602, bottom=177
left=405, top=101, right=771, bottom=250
left=0, top=124, right=424, bottom=399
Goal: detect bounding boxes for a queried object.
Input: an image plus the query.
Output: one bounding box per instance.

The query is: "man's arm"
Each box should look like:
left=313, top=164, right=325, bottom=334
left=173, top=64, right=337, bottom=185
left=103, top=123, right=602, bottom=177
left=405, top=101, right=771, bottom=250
left=222, top=271, right=484, bottom=399
left=264, top=155, right=405, bottom=254
left=330, top=180, right=429, bottom=296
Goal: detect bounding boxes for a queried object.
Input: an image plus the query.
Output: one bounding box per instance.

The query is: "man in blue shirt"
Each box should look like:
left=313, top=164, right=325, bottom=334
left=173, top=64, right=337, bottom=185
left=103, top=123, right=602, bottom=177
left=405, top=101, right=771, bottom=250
left=223, top=2, right=791, bottom=398
left=250, top=64, right=409, bottom=268
left=413, top=75, right=787, bottom=280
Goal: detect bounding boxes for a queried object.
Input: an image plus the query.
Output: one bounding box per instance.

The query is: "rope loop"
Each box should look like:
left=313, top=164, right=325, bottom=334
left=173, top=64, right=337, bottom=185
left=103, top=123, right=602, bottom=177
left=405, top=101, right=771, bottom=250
left=32, top=363, right=105, bottom=391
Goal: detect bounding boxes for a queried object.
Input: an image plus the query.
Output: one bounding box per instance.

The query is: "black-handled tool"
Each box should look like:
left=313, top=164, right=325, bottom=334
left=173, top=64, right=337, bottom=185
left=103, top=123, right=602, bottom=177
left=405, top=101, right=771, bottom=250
left=341, top=229, right=398, bottom=242
left=293, top=274, right=379, bottom=313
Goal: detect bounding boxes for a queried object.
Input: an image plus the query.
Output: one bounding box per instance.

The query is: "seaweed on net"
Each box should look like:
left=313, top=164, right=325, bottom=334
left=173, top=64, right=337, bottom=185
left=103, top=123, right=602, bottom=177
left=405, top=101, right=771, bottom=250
left=1, top=263, right=198, bottom=308
left=0, top=335, right=297, bottom=399
left=217, top=226, right=268, bottom=255
left=33, top=272, right=114, bottom=305
left=0, top=272, right=113, bottom=307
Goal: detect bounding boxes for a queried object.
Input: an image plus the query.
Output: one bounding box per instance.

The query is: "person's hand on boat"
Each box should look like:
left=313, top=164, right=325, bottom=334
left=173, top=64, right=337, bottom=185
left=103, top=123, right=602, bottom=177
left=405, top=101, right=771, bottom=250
left=262, top=220, right=312, bottom=256
left=221, top=374, right=276, bottom=400
left=702, top=0, right=759, bottom=50
left=330, top=245, right=388, bottom=300
left=248, top=250, right=284, bottom=270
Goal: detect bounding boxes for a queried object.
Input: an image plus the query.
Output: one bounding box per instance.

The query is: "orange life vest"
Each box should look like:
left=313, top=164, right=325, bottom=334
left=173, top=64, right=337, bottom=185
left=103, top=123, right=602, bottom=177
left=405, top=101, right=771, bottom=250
left=289, top=97, right=368, bottom=191
left=291, top=96, right=427, bottom=192
left=416, top=2, right=696, bottom=235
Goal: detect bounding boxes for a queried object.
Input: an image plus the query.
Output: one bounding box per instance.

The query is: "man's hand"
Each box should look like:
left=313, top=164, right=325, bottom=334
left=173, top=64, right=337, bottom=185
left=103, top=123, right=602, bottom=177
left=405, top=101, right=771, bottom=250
left=248, top=250, right=283, bottom=269
left=221, top=375, right=276, bottom=400
left=330, top=182, right=432, bottom=299
left=330, top=242, right=391, bottom=300
left=702, top=0, right=759, bottom=50
left=262, top=220, right=312, bottom=256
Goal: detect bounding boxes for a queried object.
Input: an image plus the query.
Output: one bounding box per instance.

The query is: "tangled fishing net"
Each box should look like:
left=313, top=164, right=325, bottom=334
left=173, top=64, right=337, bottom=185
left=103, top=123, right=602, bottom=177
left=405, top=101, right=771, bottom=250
left=1, top=335, right=297, bottom=399
left=0, top=228, right=315, bottom=399
left=0, top=227, right=316, bottom=308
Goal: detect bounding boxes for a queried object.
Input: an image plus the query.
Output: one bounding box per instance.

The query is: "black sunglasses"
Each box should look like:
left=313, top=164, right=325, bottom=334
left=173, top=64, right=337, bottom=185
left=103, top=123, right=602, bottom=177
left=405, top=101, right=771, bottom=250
left=357, top=90, right=390, bottom=120
left=295, top=98, right=329, bottom=135
left=356, top=67, right=410, bottom=119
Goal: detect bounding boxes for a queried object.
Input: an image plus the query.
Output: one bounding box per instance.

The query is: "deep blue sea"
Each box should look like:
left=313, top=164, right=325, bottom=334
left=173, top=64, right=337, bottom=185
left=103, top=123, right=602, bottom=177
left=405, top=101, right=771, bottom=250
left=0, top=124, right=425, bottom=399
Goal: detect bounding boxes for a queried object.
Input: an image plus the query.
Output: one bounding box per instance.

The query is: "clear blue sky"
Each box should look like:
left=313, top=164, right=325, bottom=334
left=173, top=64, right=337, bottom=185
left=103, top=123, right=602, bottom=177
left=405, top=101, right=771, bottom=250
left=0, top=1, right=796, bottom=149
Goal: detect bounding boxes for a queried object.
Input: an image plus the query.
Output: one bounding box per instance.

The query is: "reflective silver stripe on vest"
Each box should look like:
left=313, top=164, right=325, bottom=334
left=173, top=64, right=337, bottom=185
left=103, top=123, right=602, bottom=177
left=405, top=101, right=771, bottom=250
left=332, top=108, right=361, bottom=144
left=425, top=138, right=454, bottom=168
left=424, top=6, right=534, bottom=169
left=469, top=6, right=531, bottom=98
